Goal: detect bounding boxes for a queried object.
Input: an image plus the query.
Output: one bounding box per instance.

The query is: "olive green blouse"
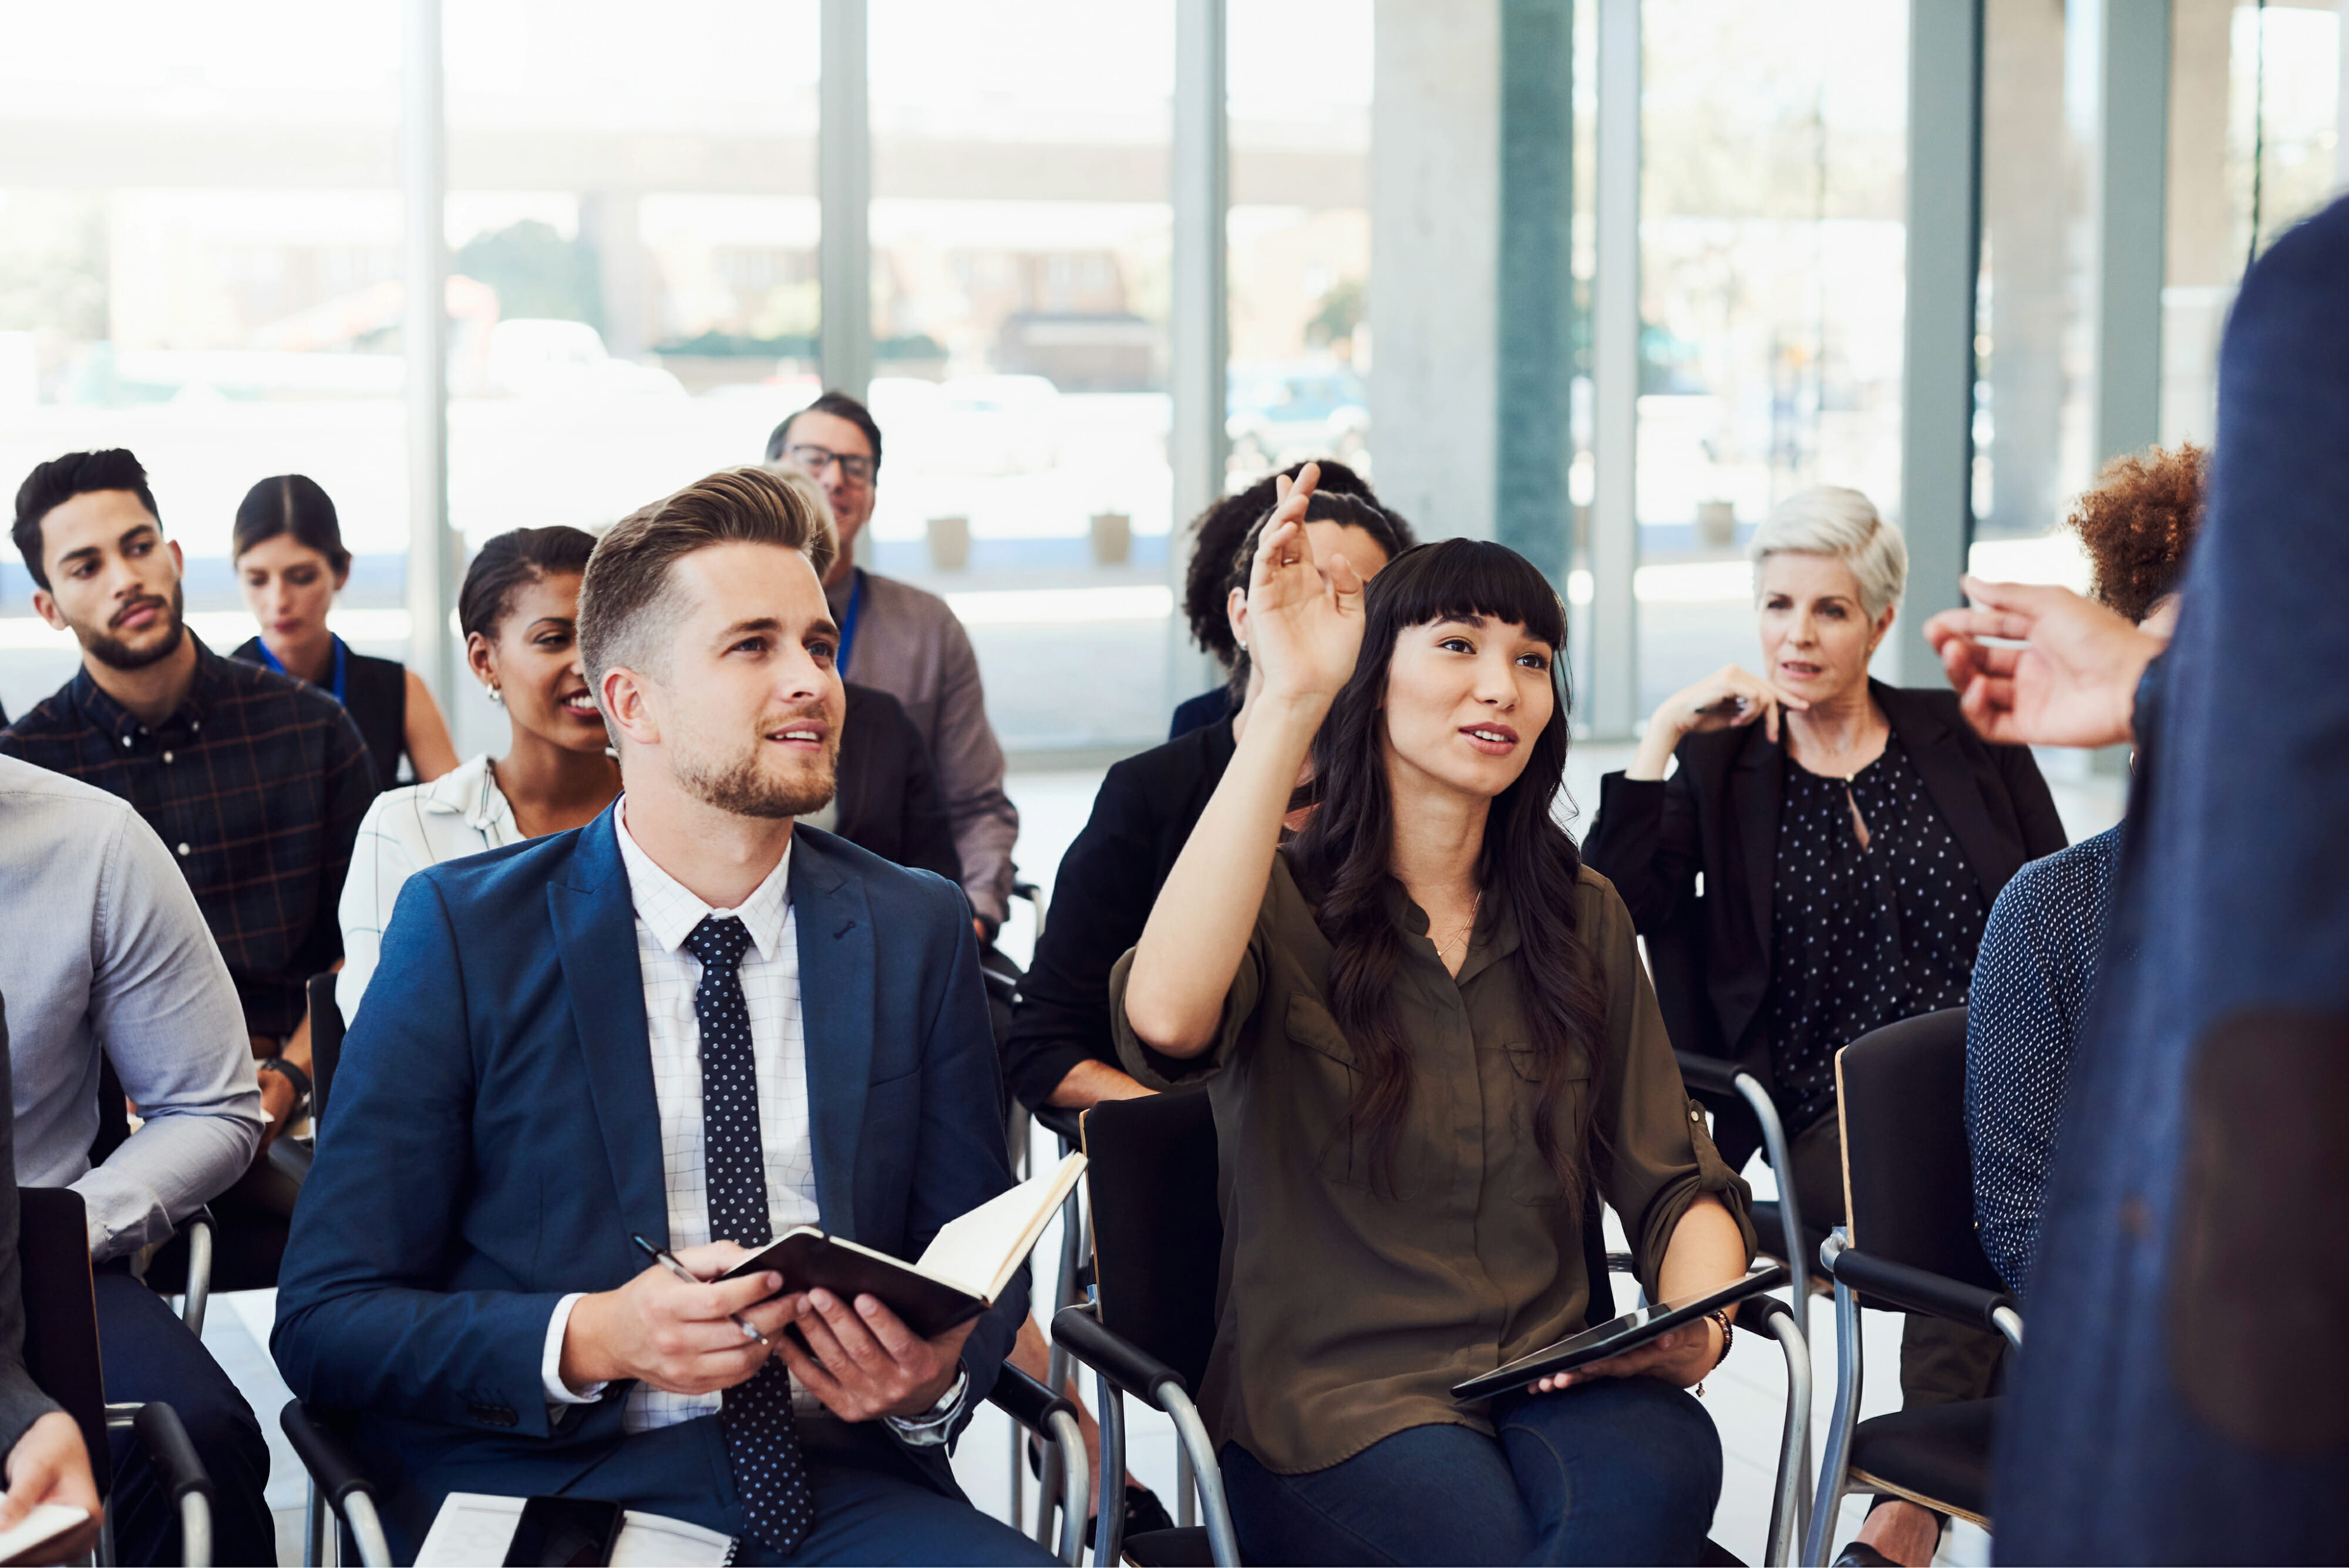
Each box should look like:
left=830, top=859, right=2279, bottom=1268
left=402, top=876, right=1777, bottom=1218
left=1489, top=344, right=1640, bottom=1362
left=1110, top=857, right=1754, bottom=1475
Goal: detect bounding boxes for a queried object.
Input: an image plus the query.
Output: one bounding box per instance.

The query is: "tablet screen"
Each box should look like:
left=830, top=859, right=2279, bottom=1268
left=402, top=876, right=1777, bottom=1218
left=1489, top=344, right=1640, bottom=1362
left=1450, top=1261, right=1787, bottom=1402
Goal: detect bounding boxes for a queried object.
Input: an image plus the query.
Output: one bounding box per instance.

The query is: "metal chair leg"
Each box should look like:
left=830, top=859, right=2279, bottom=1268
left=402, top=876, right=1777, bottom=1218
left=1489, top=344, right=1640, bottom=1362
left=306, top=1482, right=332, bottom=1567
left=1092, top=1369, right=1129, bottom=1568
left=1177, top=1442, right=1197, bottom=1529
left=1160, top=1385, right=1239, bottom=1567
left=1045, top=1407, right=1090, bottom=1566
left=1804, top=1233, right=1865, bottom=1567
left=1751, top=1297, right=1813, bottom=1567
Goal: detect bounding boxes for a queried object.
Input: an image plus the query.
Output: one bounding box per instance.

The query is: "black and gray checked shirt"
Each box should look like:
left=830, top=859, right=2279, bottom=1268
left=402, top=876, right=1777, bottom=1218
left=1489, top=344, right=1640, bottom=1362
left=0, top=636, right=376, bottom=1038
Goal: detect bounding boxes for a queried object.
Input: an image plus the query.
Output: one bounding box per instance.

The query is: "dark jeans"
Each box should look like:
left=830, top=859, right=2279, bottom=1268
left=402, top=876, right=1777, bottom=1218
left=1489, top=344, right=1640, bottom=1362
left=1784, top=1113, right=2006, bottom=1409
left=1221, top=1378, right=1722, bottom=1566
left=92, top=1270, right=275, bottom=1568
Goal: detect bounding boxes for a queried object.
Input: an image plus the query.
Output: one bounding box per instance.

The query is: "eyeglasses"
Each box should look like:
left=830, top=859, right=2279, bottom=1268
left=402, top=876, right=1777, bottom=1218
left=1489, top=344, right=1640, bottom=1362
left=784, top=444, right=875, bottom=486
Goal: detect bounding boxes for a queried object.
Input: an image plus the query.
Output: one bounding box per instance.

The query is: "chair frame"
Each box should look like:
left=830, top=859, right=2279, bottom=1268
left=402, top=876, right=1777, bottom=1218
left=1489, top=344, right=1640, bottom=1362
left=282, top=1363, right=1091, bottom=1568
left=16, top=1186, right=218, bottom=1568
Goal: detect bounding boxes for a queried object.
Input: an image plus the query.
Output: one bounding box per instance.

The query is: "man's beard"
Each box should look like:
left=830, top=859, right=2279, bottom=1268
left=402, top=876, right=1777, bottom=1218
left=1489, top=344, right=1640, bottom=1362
left=78, top=583, right=187, bottom=672
left=677, top=731, right=839, bottom=821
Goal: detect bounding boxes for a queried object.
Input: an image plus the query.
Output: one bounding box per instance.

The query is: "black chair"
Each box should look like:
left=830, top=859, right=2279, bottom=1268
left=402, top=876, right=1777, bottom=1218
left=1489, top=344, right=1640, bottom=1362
left=89, top=1056, right=216, bottom=1337
left=282, top=1363, right=1092, bottom=1567
left=307, top=971, right=344, bottom=1130
left=1803, top=1008, right=2022, bottom=1565
left=1056, top=1089, right=1818, bottom=1567
left=18, top=1185, right=217, bottom=1567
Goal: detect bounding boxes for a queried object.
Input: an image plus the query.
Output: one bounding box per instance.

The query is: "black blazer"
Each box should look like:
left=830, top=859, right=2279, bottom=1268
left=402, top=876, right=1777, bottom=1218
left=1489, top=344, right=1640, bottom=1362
left=831, top=682, right=962, bottom=887
left=1582, top=681, right=2067, bottom=1148
left=1002, top=717, right=1237, bottom=1110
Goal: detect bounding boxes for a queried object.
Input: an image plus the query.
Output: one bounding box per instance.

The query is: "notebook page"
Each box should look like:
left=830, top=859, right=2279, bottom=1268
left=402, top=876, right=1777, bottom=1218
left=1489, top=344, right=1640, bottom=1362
left=914, top=1151, right=1086, bottom=1300
left=0, top=1502, right=90, bottom=1564
left=416, top=1493, right=734, bottom=1567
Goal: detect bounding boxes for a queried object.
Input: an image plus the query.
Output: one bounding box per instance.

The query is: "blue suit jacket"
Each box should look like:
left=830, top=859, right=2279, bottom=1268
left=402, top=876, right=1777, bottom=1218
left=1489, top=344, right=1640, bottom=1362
left=1994, top=196, right=2349, bottom=1557
left=272, top=809, right=1024, bottom=1552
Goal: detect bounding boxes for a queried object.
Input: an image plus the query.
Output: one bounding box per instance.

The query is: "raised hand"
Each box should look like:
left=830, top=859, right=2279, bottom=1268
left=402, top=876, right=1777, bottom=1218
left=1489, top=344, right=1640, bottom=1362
left=1243, top=462, right=1367, bottom=708
left=1923, top=576, right=2160, bottom=749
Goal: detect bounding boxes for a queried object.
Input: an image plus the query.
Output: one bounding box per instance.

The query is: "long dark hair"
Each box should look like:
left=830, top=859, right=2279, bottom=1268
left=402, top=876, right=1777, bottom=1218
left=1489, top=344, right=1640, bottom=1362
left=1287, top=538, right=1607, bottom=1204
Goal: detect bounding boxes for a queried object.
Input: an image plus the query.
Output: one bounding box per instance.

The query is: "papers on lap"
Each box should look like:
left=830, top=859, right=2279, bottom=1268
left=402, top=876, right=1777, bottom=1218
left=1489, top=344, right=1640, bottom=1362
left=0, top=1502, right=95, bottom=1566
left=416, top=1493, right=734, bottom=1567
left=718, top=1152, right=1087, bottom=1338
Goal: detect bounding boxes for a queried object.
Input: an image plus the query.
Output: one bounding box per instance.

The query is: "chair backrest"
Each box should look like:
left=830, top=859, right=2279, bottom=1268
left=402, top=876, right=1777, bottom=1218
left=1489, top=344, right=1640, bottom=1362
left=1081, top=1089, right=1621, bottom=1400
left=307, top=970, right=344, bottom=1127
left=1082, top=1089, right=1222, bottom=1397
left=1834, top=1007, right=2005, bottom=1293
left=16, top=1186, right=113, bottom=1499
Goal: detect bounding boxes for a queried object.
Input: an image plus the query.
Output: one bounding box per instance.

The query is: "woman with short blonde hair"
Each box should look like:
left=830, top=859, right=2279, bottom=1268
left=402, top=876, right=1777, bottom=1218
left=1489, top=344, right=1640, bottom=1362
left=1583, top=483, right=2068, bottom=1568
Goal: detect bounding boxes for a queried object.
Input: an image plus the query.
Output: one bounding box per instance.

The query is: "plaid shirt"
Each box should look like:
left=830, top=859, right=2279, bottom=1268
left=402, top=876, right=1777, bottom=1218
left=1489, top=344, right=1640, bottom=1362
left=0, top=636, right=377, bottom=1037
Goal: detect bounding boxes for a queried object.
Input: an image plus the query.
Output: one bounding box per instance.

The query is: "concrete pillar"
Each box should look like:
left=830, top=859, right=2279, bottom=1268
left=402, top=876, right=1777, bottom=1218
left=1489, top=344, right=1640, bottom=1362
left=1587, top=0, right=1640, bottom=736
left=2092, top=0, right=2170, bottom=467
left=1896, top=0, right=1985, bottom=687
left=1496, top=0, right=1577, bottom=591
left=1980, top=0, right=2068, bottom=541
left=1369, top=0, right=1500, bottom=541
left=402, top=0, right=458, bottom=713
left=820, top=0, right=872, bottom=402
left=1169, top=0, right=1229, bottom=702
left=2162, top=0, right=2235, bottom=443
left=580, top=190, right=647, bottom=361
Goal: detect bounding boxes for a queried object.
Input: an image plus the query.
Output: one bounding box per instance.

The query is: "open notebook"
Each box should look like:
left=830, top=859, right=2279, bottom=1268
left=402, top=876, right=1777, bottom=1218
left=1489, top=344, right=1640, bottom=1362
left=0, top=1502, right=97, bottom=1567
left=416, top=1494, right=735, bottom=1567
left=718, top=1150, right=1086, bottom=1338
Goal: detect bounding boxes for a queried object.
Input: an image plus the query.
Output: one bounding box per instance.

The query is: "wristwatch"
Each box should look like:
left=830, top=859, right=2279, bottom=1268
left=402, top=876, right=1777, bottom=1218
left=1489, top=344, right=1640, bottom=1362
left=255, top=1055, right=314, bottom=1120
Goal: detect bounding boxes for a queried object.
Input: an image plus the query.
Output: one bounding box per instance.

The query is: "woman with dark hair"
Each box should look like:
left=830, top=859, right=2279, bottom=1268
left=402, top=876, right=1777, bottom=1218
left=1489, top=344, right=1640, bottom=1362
left=1168, top=459, right=1402, bottom=737
left=1113, top=474, right=1754, bottom=1566
left=232, top=474, right=459, bottom=790
left=336, top=526, right=619, bottom=1021
left=1003, top=475, right=1412, bottom=1113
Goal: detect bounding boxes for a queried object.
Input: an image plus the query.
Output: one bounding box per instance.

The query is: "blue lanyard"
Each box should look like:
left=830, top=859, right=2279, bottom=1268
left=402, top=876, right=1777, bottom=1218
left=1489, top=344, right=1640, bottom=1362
left=257, top=634, right=348, bottom=704
left=836, top=571, right=864, bottom=678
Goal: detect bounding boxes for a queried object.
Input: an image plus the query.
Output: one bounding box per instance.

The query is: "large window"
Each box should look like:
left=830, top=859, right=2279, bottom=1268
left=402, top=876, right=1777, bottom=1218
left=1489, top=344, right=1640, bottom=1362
left=0, top=2, right=406, bottom=718
left=441, top=0, right=823, bottom=750
left=1633, top=0, right=1909, bottom=717
left=865, top=0, right=1175, bottom=752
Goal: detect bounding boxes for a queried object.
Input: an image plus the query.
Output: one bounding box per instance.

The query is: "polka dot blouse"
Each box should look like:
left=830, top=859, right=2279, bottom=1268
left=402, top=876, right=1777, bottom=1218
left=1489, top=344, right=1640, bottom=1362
left=1766, top=735, right=1987, bottom=1133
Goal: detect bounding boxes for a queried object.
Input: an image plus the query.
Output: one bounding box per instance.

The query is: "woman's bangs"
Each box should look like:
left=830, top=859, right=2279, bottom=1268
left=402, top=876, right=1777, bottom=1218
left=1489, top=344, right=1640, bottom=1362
left=1372, top=539, right=1568, bottom=651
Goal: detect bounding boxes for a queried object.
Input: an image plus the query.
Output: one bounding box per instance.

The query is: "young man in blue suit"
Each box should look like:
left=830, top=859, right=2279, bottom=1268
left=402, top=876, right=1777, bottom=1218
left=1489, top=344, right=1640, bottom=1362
left=273, top=466, right=1054, bottom=1564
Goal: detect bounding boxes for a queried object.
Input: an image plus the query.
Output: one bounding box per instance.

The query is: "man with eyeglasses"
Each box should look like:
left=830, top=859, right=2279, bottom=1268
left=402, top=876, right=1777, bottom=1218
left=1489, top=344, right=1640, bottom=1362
left=765, top=392, right=1018, bottom=943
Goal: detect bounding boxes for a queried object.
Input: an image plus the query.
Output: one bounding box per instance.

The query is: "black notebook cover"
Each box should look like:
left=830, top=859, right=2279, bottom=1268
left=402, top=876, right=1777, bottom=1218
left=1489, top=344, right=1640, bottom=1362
left=718, top=1229, right=988, bottom=1340
left=1450, top=1261, right=1788, bottom=1402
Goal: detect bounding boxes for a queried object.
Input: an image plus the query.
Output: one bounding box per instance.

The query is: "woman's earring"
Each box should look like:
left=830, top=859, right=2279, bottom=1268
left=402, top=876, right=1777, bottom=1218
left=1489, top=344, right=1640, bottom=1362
left=1237, top=637, right=1248, bottom=652
left=486, top=684, right=503, bottom=706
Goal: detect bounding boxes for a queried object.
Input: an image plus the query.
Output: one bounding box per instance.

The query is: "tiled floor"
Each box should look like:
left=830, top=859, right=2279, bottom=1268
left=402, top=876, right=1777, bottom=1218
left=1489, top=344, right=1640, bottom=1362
left=208, top=751, right=2095, bottom=1563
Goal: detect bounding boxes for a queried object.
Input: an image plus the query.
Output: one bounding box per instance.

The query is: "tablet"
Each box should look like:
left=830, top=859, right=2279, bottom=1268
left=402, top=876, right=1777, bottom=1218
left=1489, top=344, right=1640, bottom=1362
left=1450, top=1261, right=1789, bottom=1402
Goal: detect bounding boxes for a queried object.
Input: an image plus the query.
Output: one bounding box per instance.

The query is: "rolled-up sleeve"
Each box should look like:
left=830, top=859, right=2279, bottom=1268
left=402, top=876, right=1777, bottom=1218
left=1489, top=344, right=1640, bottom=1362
left=1109, top=887, right=1271, bottom=1091
left=83, top=809, right=264, bottom=1260
left=1583, top=873, right=1755, bottom=1299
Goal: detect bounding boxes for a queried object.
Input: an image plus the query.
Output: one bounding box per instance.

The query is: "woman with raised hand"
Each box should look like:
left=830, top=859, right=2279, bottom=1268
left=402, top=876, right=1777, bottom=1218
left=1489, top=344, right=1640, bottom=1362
left=1113, top=471, right=1754, bottom=1566
left=1581, top=486, right=2066, bottom=1567
left=233, top=474, right=458, bottom=791
left=336, top=526, right=619, bottom=1022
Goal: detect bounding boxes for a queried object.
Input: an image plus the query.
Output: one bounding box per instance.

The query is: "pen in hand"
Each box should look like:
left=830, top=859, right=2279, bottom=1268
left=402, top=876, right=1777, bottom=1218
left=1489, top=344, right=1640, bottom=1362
left=630, top=1233, right=772, bottom=1346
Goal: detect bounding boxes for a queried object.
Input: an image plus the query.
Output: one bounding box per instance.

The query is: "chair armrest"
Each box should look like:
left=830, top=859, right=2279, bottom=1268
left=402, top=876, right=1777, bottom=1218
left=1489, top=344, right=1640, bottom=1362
left=1053, top=1304, right=1184, bottom=1408
left=132, top=1402, right=214, bottom=1505
left=1672, top=1050, right=1746, bottom=1099
left=987, top=1362, right=1078, bottom=1435
left=280, top=1402, right=378, bottom=1513
left=1827, top=1248, right=2017, bottom=1332
left=1032, top=1103, right=1085, bottom=1146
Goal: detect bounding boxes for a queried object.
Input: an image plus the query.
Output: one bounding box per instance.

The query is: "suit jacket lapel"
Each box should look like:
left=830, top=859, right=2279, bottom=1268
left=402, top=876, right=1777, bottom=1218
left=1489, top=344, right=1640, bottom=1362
left=548, top=809, right=671, bottom=1248
left=1879, top=682, right=2018, bottom=900
left=1729, top=724, right=1782, bottom=955
left=792, top=830, right=874, bottom=1236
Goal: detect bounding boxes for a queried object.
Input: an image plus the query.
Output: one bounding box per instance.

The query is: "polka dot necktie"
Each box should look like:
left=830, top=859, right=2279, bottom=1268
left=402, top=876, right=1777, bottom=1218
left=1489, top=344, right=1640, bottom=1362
left=685, top=915, right=815, bottom=1554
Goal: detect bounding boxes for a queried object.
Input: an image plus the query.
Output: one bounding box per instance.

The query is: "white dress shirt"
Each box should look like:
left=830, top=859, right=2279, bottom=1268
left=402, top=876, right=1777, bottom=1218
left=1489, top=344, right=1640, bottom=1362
left=338, top=754, right=522, bottom=1027
left=544, top=799, right=819, bottom=1432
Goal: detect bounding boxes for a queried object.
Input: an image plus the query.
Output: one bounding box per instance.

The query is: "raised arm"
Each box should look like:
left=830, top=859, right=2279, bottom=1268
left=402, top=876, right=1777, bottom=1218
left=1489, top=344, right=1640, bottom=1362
left=1123, top=466, right=1362, bottom=1056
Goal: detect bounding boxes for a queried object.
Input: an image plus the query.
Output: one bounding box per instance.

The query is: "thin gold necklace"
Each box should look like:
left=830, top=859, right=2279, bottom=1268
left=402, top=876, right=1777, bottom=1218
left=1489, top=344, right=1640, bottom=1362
left=1435, top=890, right=1483, bottom=964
